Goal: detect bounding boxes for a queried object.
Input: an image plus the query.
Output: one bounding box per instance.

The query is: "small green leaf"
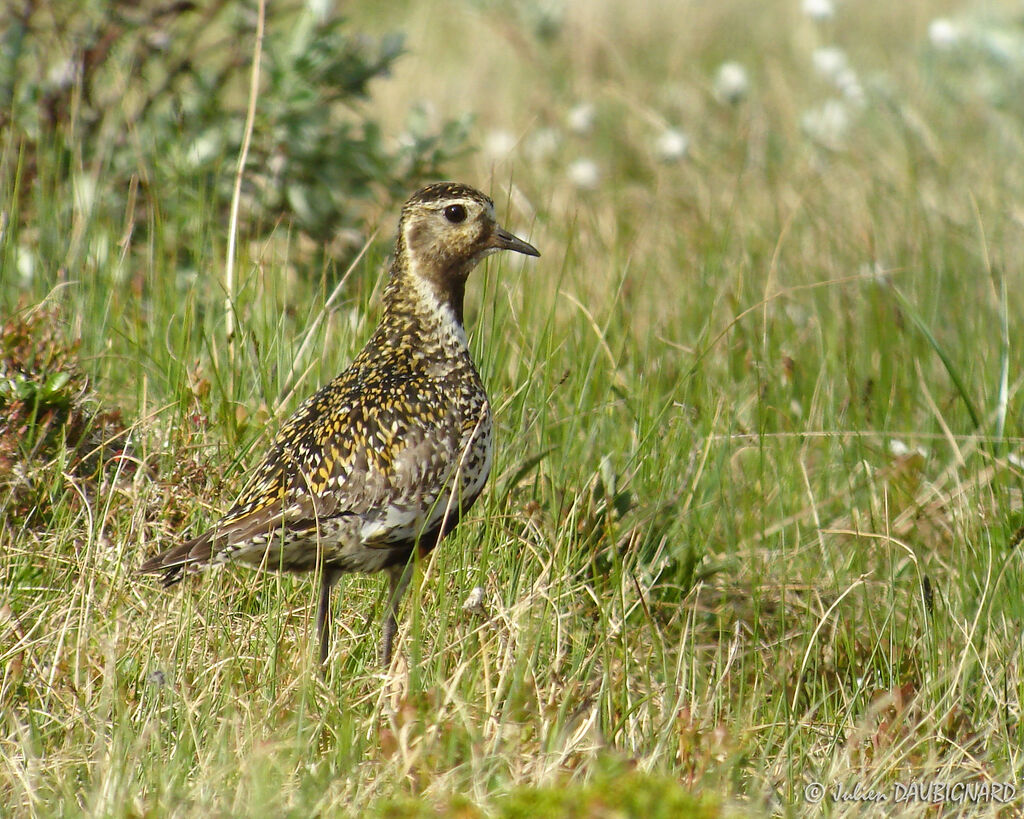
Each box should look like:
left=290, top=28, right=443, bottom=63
left=43, top=370, right=71, bottom=397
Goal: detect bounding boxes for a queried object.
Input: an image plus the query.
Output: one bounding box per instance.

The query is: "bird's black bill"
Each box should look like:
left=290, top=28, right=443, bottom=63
left=493, top=227, right=540, bottom=257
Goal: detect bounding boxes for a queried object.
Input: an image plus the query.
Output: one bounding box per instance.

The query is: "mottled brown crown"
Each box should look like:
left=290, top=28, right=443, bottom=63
left=403, top=181, right=495, bottom=211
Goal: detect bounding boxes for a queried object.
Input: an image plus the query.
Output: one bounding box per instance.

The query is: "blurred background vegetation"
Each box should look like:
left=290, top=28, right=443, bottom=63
left=2, top=0, right=468, bottom=259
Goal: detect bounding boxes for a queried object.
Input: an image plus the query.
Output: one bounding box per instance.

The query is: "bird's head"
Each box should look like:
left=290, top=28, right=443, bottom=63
left=398, top=182, right=539, bottom=291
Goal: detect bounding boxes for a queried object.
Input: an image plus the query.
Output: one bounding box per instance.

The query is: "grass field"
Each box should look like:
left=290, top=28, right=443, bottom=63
left=4, top=0, right=1024, bottom=815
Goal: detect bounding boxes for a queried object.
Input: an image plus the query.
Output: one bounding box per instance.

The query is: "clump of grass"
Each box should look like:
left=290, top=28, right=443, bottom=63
left=371, top=763, right=724, bottom=817
left=0, top=301, right=129, bottom=529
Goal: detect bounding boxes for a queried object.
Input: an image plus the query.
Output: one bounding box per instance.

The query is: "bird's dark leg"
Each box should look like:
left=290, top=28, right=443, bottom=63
left=317, top=568, right=341, bottom=666
left=381, top=562, right=413, bottom=666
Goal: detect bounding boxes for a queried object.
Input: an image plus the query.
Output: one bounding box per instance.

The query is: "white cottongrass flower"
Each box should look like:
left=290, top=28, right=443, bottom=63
left=835, top=68, right=865, bottom=106
left=889, top=439, right=928, bottom=459
left=526, top=127, right=561, bottom=161
left=567, top=102, right=596, bottom=135
left=889, top=439, right=912, bottom=457
left=654, top=128, right=689, bottom=163
left=714, top=61, right=750, bottom=104
left=812, top=47, right=864, bottom=106
left=801, top=99, right=850, bottom=149
left=307, top=0, right=332, bottom=22
left=186, top=130, right=222, bottom=167
left=484, top=129, right=517, bottom=161
left=812, top=46, right=849, bottom=82
left=860, top=260, right=890, bottom=285
left=802, top=0, right=835, bottom=22
left=146, top=30, right=171, bottom=51
left=567, top=157, right=600, bottom=189
left=47, top=59, right=78, bottom=89
left=15, top=246, right=35, bottom=285
left=928, top=18, right=962, bottom=50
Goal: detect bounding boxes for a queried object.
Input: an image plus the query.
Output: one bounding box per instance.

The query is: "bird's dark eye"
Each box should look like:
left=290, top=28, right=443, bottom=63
left=443, top=204, right=467, bottom=224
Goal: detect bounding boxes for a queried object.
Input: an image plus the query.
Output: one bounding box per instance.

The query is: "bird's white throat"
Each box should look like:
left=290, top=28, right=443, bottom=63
left=404, top=258, right=471, bottom=351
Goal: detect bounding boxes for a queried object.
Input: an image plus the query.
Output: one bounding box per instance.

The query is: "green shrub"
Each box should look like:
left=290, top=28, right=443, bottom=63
left=1, top=0, right=468, bottom=259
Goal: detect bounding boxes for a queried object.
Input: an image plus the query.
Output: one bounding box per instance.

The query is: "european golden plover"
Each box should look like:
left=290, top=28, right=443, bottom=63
left=141, top=182, right=540, bottom=665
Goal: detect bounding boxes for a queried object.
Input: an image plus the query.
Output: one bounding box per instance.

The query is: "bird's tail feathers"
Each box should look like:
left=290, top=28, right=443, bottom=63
left=139, top=532, right=214, bottom=587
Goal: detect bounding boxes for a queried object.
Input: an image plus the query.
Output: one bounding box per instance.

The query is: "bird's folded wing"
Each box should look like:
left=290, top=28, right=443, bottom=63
left=213, top=387, right=466, bottom=553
